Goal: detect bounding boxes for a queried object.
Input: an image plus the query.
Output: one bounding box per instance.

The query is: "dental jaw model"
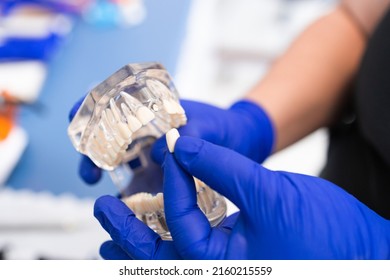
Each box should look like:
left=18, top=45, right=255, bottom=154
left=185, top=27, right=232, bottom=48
left=68, top=63, right=227, bottom=240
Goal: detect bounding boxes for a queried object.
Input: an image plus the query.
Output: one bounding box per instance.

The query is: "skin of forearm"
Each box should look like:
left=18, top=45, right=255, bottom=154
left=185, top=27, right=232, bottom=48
left=245, top=6, right=366, bottom=152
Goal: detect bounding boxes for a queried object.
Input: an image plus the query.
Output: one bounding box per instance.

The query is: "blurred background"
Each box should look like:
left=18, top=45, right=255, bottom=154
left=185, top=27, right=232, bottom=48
left=0, top=0, right=336, bottom=259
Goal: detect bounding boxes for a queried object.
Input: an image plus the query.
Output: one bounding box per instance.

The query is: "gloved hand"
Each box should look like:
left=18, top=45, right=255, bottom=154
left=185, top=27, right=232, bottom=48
left=94, top=136, right=390, bottom=259
left=69, top=98, right=275, bottom=184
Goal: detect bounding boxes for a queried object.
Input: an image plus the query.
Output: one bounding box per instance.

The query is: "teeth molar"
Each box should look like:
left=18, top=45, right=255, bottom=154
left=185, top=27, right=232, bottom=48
left=136, top=106, right=155, bottom=125
left=123, top=192, right=154, bottom=215
left=123, top=192, right=164, bottom=215
left=155, top=193, right=164, bottom=209
left=121, top=103, right=142, bottom=132
left=149, top=194, right=163, bottom=214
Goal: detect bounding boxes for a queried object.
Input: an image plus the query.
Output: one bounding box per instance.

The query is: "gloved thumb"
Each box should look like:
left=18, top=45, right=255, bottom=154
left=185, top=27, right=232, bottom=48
left=172, top=136, right=273, bottom=215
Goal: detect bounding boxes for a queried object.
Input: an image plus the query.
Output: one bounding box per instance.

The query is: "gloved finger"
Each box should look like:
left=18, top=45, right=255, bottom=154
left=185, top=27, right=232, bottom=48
left=151, top=100, right=213, bottom=165
left=178, top=100, right=221, bottom=141
left=151, top=135, right=168, bottom=165
left=173, top=136, right=264, bottom=214
left=218, top=212, right=239, bottom=233
left=163, top=152, right=211, bottom=259
left=100, top=240, right=132, bottom=260
left=94, top=195, right=179, bottom=260
left=79, top=155, right=102, bottom=185
left=68, top=95, right=85, bottom=122
left=151, top=124, right=202, bottom=165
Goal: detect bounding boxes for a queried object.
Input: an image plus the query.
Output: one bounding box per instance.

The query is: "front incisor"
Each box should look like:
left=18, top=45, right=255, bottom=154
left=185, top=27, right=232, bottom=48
left=166, top=128, right=180, bottom=153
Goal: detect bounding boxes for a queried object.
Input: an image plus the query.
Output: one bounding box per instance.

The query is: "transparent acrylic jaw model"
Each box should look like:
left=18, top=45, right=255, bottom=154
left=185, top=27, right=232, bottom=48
left=68, top=62, right=227, bottom=240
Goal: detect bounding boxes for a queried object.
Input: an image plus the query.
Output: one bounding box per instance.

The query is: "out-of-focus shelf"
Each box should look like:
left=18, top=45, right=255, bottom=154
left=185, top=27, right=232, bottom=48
left=0, top=126, right=28, bottom=185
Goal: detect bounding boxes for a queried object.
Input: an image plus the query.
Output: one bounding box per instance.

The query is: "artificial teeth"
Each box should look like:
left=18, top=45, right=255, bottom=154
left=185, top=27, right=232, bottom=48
left=175, top=102, right=185, bottom=115
left=136, top=106, right=155, bottom=125
left=101, top=110, right=123, bottom=144
left=166, top=128, right=180, bottom=153
left=110, top=98, right=123, bottom=122
left=162, top=99, right=177, bottom=114
left=120, top=103, right=142, bottom=132
left=106, top=109, right=132, bottom=141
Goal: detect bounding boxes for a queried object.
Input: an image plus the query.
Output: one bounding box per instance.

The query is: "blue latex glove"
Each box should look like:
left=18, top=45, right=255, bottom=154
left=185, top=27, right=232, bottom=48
left=94, top=136, right=390, bottom=259
left=69, top=98, right=275, bottom=184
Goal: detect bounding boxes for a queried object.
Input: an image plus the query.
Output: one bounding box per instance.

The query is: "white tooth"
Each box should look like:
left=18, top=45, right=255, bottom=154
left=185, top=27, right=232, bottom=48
left=117, top=122, right=132, bottom=141
left=98, top=120, right=115, bottom=142
left=101, top=110, right=115, bottom=134
left=124, top=192, right=154, bottom=214
left=136, top=106, right=155, bottom=125
left=95, top=125, right=109, bottom=142
left=120, top=91, right=140, bottom=108
left=179, top=115, right=187, bottom=126
left=93, top=128, right=121, bottom=165
left=106, top=108, right=131, bottom=145
left=121, top=103, right=142, bottom=132
left=175, top=102, right=185, bottom=115
left=127, top=115, right=142, bottom=133
left=120, top=102, right=132, bottom=116
left=107, top=109, right=131, bottom=141
left=149, top=195, right=162, bottom=213
left=90, top=136, right=114, bottom=165
left=101, top=113, right=124, bottom=150
left=110, top=98, right=123, bottom=122
left=155, top=193, right=164, bottom=209
left=102, top=141, right=118, bottom=161
left=88, top=142, right=104, bottom=161
left=105, top=108, right=116, bottom=125
left=166, top=128, right=180, bottom=153
left=162, top=99, right=177, bottom=114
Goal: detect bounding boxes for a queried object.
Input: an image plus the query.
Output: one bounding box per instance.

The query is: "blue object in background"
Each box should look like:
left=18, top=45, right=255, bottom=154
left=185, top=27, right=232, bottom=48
left=7, top=0, right=192, bottom=198
left=0, top=34, right=64, bottom=61
left=0, top=0, right=88, bottom=15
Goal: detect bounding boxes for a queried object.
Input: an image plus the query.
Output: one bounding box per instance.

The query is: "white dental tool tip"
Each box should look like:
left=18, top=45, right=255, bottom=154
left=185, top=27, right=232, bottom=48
left=136, top=106, right=155, bottom=125
left=166, top=128, right=180, bottom=153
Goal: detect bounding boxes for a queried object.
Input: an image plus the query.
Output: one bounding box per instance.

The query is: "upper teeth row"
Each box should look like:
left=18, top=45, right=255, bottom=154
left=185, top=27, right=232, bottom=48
left=87, top=90, right=186, bottom=169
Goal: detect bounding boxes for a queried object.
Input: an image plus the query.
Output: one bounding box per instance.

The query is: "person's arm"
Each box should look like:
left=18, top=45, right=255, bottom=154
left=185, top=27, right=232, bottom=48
left=342, top=0, right=390, bottom=35
left=246, top=1, right=390, bottom=152
left=246, top=6, right=364, bottom=151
